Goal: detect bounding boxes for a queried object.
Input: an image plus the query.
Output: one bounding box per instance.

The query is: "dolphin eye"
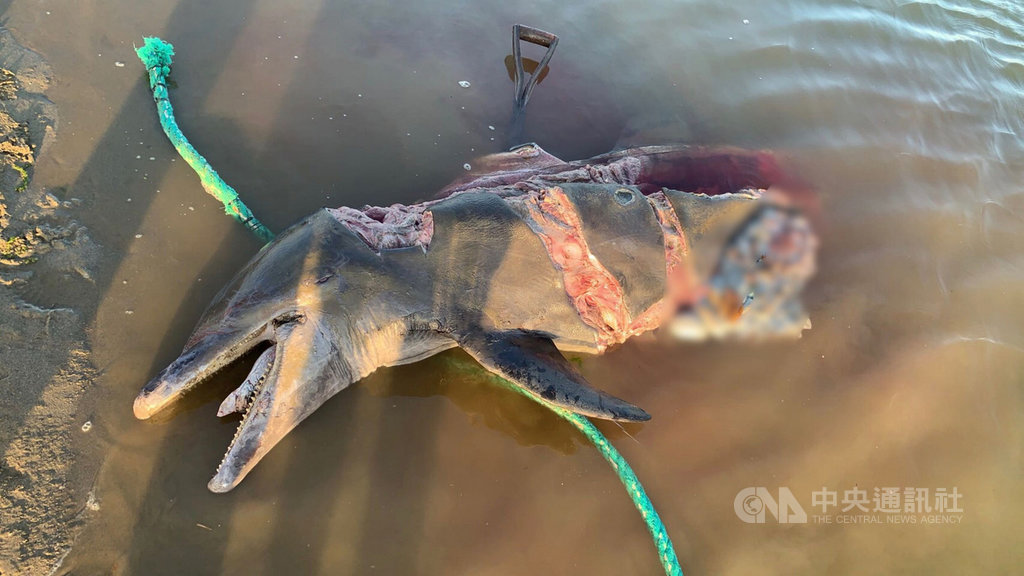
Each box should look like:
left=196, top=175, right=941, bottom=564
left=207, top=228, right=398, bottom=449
left=614, top=188, right=636, bottom=206
left=306, top=266, right=337, bottom=286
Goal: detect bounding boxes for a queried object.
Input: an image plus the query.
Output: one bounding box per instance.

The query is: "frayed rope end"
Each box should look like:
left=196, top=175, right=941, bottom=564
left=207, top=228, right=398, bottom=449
left=136, top=37, right=175, bottom=75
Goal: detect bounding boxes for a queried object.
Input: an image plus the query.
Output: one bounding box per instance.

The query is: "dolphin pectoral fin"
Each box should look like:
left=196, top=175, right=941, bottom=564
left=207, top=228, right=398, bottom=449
left=457, top=330, right=651, bottom=422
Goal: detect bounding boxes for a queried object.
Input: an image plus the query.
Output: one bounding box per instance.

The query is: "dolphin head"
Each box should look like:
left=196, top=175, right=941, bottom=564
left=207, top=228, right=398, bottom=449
left=134, top=210, right=362, bottom=492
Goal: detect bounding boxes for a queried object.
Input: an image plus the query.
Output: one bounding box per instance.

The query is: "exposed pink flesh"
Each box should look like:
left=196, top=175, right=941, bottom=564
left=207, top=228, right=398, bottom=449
left=621, top=191, right=703, bottom=341
left=440, top=144, right=789, bottom=199
left=328, top=145, right=795, bottom=254
left=509, top=186, right=700, bottom=350
left=508, top=187, right=629, bottom=349
left=324, top=145, right=794, bottom=348
left=327, top=205, right=434, bottom=252
left=327, top=152, right=645, bottom=254
left=647, top=191, right=698, bottom=304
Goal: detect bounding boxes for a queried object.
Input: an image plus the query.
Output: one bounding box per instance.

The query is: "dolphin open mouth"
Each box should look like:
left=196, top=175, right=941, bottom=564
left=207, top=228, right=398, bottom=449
left=132, top=323, right=271, bottom=421
left=133, top=320, right=275, bottom=490
left=134, top=310, right=332, bottom=493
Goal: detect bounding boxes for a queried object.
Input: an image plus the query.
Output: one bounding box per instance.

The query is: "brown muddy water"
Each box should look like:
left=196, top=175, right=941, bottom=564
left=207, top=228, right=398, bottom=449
left=2, top=0, right=1022, bottom=573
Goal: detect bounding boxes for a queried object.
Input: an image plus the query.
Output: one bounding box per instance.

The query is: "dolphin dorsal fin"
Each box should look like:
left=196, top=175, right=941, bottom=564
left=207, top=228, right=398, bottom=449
left=457, top=330, right=650, bottom=422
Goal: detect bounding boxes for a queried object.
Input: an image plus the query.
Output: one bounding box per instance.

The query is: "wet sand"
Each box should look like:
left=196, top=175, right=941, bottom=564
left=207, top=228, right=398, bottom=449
left=1, top=0, right=1022, bottom=574
left=0, top=27, right=101, bottom=575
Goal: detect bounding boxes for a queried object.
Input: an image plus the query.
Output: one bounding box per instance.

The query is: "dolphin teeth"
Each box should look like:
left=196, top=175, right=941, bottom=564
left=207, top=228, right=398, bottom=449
left=214, top=344, right=277, bottom=476
left=217, top=346, right=276, bottom=417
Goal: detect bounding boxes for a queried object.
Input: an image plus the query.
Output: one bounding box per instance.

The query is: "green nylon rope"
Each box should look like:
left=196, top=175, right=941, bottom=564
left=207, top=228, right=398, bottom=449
left=458, top=363, right=684, bottom=576
left=135, top=37, right=275, bottom=244
left=136, top=36, right=682, bottom=576
left=555, top=410, right=681, bottom=575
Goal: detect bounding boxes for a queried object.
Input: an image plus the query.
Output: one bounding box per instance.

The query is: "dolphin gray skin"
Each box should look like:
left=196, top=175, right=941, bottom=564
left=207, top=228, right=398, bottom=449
left=133, top=144, right=817, bottom=492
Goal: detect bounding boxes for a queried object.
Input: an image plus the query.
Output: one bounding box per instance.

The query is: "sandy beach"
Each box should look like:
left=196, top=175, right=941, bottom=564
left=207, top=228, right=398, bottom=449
left=0, top=26, right=100, bottom=575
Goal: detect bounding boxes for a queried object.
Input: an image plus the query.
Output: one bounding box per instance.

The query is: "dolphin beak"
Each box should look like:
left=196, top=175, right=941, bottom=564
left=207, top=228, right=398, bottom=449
left=134, top=326, right=269, bottom=420
left=207, top=312, right=352, bottom=493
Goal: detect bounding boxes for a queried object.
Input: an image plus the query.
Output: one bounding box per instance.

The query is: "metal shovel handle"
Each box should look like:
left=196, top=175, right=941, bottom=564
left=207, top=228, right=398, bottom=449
left=512, top=24, right=559, bottom=111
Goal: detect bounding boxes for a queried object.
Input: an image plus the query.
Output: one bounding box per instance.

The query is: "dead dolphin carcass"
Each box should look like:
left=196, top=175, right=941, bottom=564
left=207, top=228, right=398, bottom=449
left=133, top=143, right=816, bottom=492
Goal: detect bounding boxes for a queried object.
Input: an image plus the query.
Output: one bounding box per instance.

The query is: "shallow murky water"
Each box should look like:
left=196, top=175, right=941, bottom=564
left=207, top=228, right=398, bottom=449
left=6, top=0, right=1023, bottom=573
